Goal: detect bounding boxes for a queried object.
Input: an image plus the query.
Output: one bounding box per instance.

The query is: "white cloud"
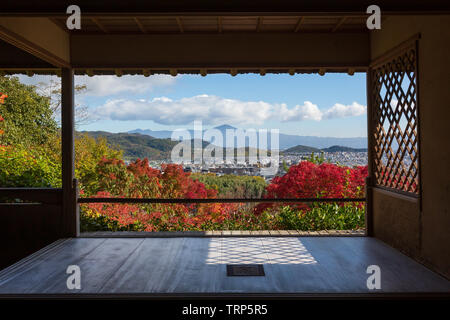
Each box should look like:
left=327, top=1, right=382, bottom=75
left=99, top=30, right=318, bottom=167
left=13, top=75, right=366, bottom=122
left=15, top=74, right=58, bottom=86
left=322, top=102, right=366, bottom=119
left=93, top=94, right=275, bottom=125
left=15, top=74, right=177, bottom=96
left=92, top=95, right=366, bottom=125
left=277, top=101, right=322, bottom=122
left=77, top=75, right=177, bottom=96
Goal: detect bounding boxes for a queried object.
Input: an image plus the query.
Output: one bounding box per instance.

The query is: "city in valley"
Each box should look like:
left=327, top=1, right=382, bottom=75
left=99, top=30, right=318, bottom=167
left=140, top=150, right=368, bottom=182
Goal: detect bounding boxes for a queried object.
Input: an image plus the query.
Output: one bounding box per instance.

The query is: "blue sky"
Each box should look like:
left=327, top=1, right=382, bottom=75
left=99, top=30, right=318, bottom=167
left=20, top=72, right=368, bottom=137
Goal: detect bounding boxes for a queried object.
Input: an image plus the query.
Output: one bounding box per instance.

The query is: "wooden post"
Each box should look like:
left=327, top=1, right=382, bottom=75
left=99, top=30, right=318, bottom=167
left=61, top=68, right=79, bottom=237
left=365, top=69, right=374, bottom=237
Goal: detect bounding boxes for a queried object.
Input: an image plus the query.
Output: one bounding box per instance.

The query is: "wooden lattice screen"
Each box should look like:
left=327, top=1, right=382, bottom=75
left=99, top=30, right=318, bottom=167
left=369, top=40, right=420, bottom=195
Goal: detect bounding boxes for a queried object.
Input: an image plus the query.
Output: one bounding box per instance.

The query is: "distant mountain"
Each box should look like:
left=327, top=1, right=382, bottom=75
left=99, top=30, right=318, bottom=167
left=81, top=131, right=269, bottom=161
left=283, top=145, right=321, bottom=154
left=276, top=134, right=366, bottom=150
left=81, top=131, right=178, bottom=160
left=213, top=124, right=236, bottom=131
left=129, top=124, right=367, bottom=150
left=129, top=128, right=174, bottom=139
left=283, top=144, right=367, bottom=154
left=321, top=145, right=368, bottom=153
left=81, top=130, right=367, bottom=161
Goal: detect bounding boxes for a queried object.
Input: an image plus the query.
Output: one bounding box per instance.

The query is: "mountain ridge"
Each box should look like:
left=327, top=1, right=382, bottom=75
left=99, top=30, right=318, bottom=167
left=80, top=131, right=177, bottom=160
left=129, top=124, right=367, bottom=150
left=284, top=144, right=368, bottom=154
left=82, top=131, right=272, bottom=161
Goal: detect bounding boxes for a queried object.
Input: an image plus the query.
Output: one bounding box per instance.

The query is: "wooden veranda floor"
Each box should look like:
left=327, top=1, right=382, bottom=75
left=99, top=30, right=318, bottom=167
left=0, top=237, right=449, bottom=296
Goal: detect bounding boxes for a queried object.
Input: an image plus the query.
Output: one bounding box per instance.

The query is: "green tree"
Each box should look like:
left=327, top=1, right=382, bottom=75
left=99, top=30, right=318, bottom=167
left=282, top=160, right=290, bottom=173
left=0, top=145, right=61, bottom=188
left=0, top=76, right=57, bottom=147
left=305, top=151, right=327, bottom=164
left=0, top=76, right=120, bottom=190
left=191, top=173, right=267, bottom=198
left=75, top=133, right=123, bottom=194
left=36, top=79, right=90, bottom=127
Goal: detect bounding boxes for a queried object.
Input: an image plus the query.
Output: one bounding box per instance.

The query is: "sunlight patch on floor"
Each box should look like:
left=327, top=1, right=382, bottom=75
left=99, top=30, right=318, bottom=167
left=205, top=237, right=317, bottom=265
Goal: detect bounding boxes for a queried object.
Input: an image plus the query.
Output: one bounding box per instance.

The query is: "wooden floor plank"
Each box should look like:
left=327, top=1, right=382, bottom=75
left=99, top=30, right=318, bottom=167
left=260, top=237, right=326, bottom=293
left=40, top=238, right=146, bottom=293
left=297, top=237, right=376, bottom=292
left=219, top=237, right=278, bottom=293
left=0, top=238, right=106, bottom=293
left=100, top=238, right=186, bottom=293
left=162, top=238, right=221, bottom=293
left=1, top=237, right=449, bottom=294
left=339, top=237, right=450, bottom=292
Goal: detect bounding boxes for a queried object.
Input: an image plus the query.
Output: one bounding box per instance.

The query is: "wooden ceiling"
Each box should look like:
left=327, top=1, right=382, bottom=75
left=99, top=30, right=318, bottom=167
left=1, top=1, right=447, bottom=76
left=2, top=0, right=449, bottom=15
left=50, top=15, right=369, bottom=34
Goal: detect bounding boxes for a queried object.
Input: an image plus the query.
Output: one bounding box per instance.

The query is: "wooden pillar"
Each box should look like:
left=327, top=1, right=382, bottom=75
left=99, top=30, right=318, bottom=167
left=365, top=69, right=374, bottom=237
left=61, top=68, right=79, bottom=237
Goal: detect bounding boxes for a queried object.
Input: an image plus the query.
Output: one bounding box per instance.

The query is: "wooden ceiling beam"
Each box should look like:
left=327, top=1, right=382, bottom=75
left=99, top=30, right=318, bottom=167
left=70, top=33, right=370, bottom=69
left=49, top=18, right=69, bottom=33
left=332, top=17, right=348, bottom=32
left=0, top=10, right=425, bottom=19
left=217, top=16, right=222, bottom=33
left=176, top=17, right=184, bottom=33
left=91, top=18, right=108, bottom=33
left=133, top=17, right=147, bottom=33
left=294, top=16, right=305, bottom=32
left=256, top=17, right=263, bottom=32
left=0, top=19, right=70, bottom=68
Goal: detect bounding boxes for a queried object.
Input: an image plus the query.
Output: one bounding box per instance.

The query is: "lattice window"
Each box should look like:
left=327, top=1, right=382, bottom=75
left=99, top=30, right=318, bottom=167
left=370, top=43, right=420, bottom=195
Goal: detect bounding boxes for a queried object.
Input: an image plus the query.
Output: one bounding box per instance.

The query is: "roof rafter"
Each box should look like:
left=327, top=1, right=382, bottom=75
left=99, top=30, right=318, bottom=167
left=332, top=16, right=348, bottom=32
left=91, top=18, right=108, bottom=33
left=176, top=17, right=184, bottom=33
left=133, top=17, right=147, bottom=33
left=256, top=16, right=263, bottom=32
left=49, top=18, right=69, bottom=33
left=294, top=16, right=305, bottom=32
left=217, top=16, right=222, bottom=33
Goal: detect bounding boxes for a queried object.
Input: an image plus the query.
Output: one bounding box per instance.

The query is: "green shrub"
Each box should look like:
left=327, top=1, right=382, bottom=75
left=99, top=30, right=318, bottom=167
left=75, top=133, right=123, bottom=195
left=0, top=76, right=57, bottom=147
left=80, top=208, right=143, bottom=232
left=275, top=203, right=365, bottom=231
left=191, top=173, right=267, bottom=198
left=0, top=145, right=61, bottom=187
